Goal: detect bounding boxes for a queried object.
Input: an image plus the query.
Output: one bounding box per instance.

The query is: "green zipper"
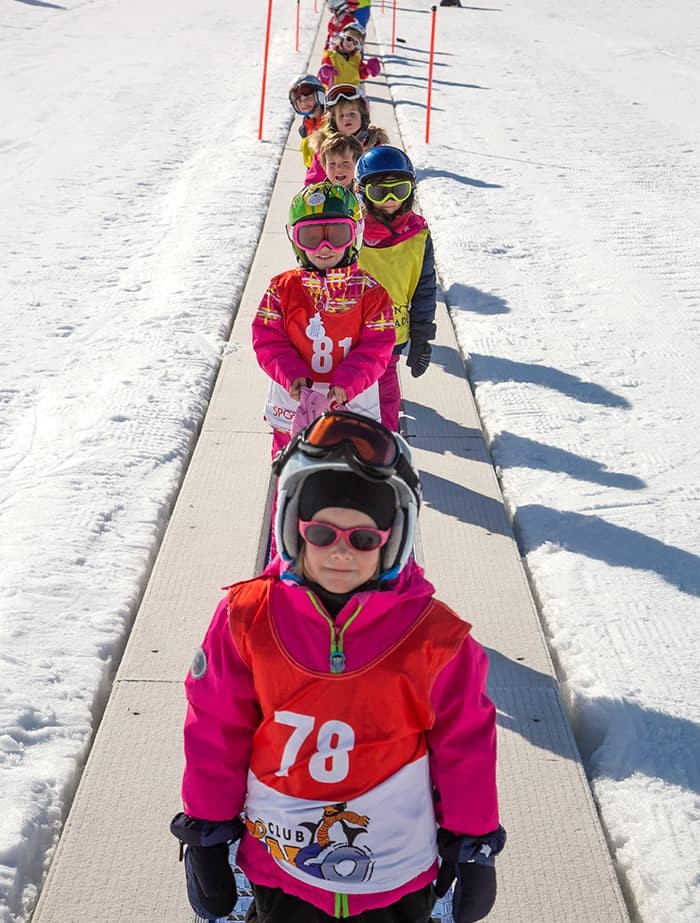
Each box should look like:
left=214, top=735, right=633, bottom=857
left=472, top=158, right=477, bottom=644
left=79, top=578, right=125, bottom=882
left=308, top=591, right=358, bottom=918
left=306, top=592, right=363, bottom=674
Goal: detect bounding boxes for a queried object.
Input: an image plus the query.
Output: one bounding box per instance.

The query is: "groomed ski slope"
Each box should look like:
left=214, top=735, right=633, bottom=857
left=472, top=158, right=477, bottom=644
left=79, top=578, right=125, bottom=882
left=1, top=1, right=698, bottom=921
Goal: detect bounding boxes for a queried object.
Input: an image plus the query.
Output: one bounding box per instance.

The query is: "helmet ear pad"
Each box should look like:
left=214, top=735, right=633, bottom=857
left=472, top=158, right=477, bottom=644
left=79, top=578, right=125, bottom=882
left=276, top=483, right=302, bottom=562
left=381, top=506, right=405, bottom=574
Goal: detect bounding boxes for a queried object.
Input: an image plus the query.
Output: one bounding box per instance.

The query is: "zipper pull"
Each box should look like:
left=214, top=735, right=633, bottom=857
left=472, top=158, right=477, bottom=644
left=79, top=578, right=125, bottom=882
left=330, top=628, right=346, bottom=674
left=330, top=651, right=346, bottom=674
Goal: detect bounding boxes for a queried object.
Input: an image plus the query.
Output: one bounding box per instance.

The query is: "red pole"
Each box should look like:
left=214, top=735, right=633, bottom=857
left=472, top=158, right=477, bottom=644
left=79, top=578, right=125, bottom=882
left=296, top=0, right=300, bottom=52
left=425, top=5, right=437, bottom=143
left=382, top=0, right=385, bottom=12
left=258, top=0, right=274, bottom=140
left=391, top=0, right=397, bottom=53
left=314, top=0, right=318, bottom=11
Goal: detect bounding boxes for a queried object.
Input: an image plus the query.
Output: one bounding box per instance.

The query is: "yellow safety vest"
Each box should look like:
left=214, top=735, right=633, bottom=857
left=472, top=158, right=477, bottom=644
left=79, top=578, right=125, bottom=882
left=359, top=229, right=428, bottom=346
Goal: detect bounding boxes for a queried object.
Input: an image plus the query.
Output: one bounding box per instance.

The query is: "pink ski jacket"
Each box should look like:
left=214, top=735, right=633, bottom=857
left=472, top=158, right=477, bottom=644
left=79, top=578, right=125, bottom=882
left=251, top=264, right=395, bottom=402
left=181, top=558, right=499, bottom=917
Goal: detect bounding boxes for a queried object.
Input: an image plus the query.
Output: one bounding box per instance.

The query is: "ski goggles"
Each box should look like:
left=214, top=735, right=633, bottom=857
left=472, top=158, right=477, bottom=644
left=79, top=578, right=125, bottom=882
left=290, top=84, right=319, bottom=103
left=272, top=410, right=420, bottom=500
left=291, top=218, right=355, bottom=253
left=327, top=84, right=363, bottom=106
left=339, top=33, right=361, bottom=46
left=363, top=179, right=413, bottom=205
left=294, top=411, right=401, bottom=475
left=299, top=519, right=390, bottom=552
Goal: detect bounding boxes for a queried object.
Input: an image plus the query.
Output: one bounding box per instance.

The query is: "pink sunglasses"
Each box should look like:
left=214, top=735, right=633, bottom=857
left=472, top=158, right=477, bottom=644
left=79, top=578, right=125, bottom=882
left=299, top=519, right=390, bottom=552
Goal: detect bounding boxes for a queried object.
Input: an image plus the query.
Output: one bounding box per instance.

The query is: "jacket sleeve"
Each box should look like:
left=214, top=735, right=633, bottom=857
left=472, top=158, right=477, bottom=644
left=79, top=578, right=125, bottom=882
left=409, top=231, right=437, bottom=329
left=251, top=278, right=312, bottom=389
left=304, top=150, right=328, bottom=185
left=330, top=283, right=396, bottom=401
left=427, top=634, right=499, bottom=836
left=182, top=598, right=260, bottom=821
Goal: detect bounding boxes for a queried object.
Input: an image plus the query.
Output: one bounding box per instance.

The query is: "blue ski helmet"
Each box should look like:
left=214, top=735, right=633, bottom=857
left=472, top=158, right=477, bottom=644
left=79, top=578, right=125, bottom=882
left=356, top=145, right=416, bottom=185
left=356, top=146, right=416, bottom=216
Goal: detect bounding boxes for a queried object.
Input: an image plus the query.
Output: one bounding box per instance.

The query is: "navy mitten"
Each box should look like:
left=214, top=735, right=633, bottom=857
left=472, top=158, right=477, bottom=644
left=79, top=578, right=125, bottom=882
left=406, top=321, right=436, bottom=378
left=435, top=825, right=507, bottom=923
left=170, top=813, right=245, bottom=920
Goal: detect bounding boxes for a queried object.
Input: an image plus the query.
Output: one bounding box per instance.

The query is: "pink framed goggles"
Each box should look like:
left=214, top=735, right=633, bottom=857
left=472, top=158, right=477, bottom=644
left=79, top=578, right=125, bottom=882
left=291, top=218, right=355, bottom=253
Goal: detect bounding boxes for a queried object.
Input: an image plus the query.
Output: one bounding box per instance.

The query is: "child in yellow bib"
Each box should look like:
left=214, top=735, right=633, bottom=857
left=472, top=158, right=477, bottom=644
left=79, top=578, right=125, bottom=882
left=357, top=147, right=437, bottom=431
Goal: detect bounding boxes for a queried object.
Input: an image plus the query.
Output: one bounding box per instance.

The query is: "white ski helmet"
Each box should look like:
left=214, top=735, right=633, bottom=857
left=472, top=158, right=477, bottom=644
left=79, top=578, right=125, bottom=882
left=340, top=20, right=366, bottom=43
left=272, top=411, right=422, bottom=580
left=288, top=74, right=326, bottom=115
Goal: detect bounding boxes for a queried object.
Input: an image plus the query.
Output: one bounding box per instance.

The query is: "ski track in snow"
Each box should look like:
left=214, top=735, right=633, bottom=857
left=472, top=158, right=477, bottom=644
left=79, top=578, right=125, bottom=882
left=373, top=1, right=700, bottom=920
left=1, top=0, right=699, bottom=921
left=0, top=1, right=319, bottom=920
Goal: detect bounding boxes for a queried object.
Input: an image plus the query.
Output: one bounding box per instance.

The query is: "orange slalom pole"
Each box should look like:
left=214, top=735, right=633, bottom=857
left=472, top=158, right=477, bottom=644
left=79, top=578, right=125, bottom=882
left=296, top=0, right=300, bottom=51
left=425, top=5, right=437, bottom=143
left=258, top=0, right=274, bottom=140
left=314, top=0, right=318, bottom=11
left=391, top=0, right=397, bottom=53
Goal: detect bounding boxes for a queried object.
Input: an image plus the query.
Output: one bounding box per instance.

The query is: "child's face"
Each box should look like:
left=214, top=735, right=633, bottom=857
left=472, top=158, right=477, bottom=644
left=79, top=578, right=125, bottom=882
left=301, top=507, right=381, bottom=594
left=295, top=89, right=317, bottom=114
left=307, top=246, right=345, bottom=269
left=366, top=175, right=412, bottom=217
left=324, top=149, right=357, bottom=187
left=339, top=34, right=360, bottom=54
left=372, top=197, right=403, bottom=217
left=333, top=103, right=362, bottom=136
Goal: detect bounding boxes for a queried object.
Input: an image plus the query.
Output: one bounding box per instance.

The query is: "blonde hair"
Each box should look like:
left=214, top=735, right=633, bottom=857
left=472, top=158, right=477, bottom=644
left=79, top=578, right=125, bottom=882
left=365, top=126, right=390, bottom=149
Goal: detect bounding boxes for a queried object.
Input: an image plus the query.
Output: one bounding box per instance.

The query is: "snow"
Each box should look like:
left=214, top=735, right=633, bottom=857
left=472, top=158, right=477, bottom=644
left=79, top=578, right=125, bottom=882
left=0, top=0, right=697, bottom=922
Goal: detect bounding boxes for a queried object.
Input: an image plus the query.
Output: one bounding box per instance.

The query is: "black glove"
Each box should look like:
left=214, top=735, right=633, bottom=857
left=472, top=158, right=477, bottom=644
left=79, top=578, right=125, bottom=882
left=170, top=812, right=245, bottom=920
left=435, top=825, right=507, bottom=923
left=406, top=321, right=436, bottom=378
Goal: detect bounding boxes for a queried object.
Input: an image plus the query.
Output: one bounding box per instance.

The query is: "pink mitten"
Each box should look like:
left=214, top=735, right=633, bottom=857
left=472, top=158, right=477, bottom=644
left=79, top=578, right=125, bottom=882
left=318, top=63, right=337, bottom=87
left=365, top=57, right=381, bottom=77
left=291, top=388, right=333, bottom=437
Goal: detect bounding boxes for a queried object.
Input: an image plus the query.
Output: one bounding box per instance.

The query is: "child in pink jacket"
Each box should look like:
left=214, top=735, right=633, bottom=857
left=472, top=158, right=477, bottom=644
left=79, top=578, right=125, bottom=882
left=171, top=412, right=506, bottom=922
left=251, top=181, right=394, bottom=460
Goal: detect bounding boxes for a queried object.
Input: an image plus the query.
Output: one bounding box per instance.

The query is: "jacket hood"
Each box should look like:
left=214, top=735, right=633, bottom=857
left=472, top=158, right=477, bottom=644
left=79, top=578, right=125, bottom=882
left=362, top=210, right=428, bottom=247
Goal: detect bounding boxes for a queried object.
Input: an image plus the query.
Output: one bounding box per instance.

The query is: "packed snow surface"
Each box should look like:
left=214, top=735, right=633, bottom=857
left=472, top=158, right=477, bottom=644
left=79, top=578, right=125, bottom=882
left=1, top=1, right=698, bottom=922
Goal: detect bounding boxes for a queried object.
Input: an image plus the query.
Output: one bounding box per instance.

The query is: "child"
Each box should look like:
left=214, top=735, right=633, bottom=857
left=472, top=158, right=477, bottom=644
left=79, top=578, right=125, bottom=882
left=304, top=84, right=389, bottom=185
left=348, top=0, right=372, bottom=29
left=251, top=181, right=395, bottom=462
left=170, top=410, right=506, bottom=923
left=325, top=0, right=356, bottom=50
left=356, top=145, right=437, bottom=432
left=318, top=21, right=380, bottom=89
left=289, top=74, right=326, bottom=140
left=318, top=132, right=363, bottom=190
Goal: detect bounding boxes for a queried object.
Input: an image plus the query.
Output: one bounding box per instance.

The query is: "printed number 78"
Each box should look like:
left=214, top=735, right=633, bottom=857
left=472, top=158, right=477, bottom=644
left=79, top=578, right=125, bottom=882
left=274, top=710, right=355, bottom=783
